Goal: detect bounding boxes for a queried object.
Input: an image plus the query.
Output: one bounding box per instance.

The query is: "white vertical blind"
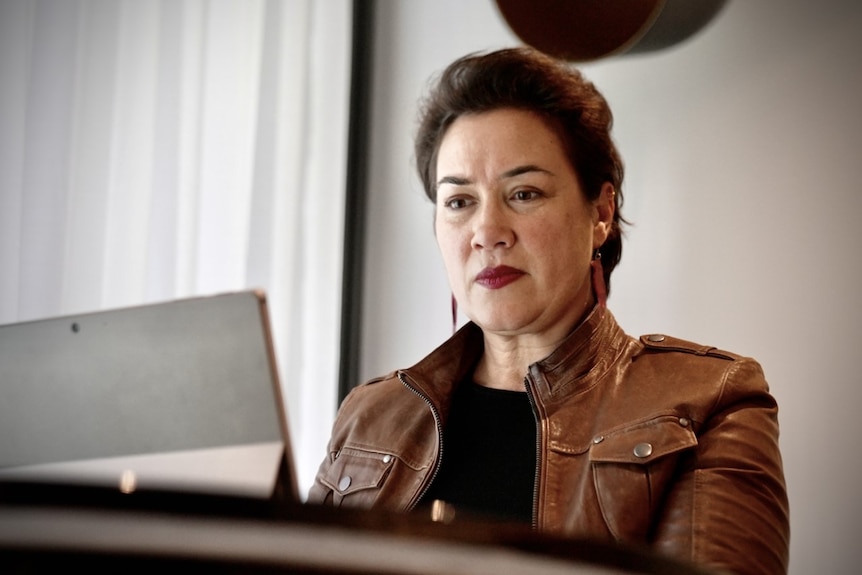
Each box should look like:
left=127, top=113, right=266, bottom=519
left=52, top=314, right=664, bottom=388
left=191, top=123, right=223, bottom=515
left=0, top=0, right=351, bottom=497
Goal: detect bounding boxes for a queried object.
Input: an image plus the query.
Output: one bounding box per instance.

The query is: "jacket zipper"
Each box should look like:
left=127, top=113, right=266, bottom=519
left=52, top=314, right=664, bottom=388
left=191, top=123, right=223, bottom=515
left=524, top=375, right=541, bottom=530
left=398, top=371, right=445, bottom=511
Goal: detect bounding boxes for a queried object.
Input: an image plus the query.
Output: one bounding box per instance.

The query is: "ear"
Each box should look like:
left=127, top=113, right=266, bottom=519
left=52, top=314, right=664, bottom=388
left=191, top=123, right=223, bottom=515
left=592, top=182, right=616, bottom=249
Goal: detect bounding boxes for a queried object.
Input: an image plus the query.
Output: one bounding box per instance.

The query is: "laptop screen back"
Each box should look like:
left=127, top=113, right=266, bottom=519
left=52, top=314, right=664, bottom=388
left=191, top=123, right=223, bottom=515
left=0, top=290, right=297, bottom=501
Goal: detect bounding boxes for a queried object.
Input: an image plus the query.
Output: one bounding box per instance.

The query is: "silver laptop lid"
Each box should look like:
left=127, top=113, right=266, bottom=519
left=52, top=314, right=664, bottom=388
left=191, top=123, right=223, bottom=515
left=0, top=290, right=298, bottom=501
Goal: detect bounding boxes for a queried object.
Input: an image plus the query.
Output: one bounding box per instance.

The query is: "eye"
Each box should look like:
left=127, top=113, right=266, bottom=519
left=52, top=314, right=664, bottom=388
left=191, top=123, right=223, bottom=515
left=512, top=189, right=542, bottom=202
left=442, top=196, right=473, bottom=210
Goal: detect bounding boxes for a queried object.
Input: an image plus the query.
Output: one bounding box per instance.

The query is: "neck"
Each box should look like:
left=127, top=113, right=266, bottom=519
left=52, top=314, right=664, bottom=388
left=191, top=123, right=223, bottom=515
left=473, top=299, right=598, bottom=392
left=474, top=330, right=569, bottom=391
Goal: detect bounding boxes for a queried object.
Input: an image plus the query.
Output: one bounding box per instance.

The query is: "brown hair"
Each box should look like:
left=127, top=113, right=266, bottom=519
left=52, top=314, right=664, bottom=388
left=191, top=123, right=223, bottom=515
left=414, top=47, right=628, bottom=293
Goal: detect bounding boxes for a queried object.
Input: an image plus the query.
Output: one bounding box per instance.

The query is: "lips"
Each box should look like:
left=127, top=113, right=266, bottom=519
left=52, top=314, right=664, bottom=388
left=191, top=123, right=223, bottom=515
left=475, top=265, right=525, bottom=289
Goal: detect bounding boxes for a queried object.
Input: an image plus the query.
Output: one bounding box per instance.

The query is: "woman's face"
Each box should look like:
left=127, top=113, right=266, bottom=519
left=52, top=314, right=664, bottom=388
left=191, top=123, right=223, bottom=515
left=434, top=108, right=613, bottom=340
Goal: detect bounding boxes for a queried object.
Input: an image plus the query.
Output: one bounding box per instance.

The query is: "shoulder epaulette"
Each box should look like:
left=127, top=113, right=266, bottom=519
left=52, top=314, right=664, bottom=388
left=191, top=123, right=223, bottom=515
left=639, top=333, right=738, bottom=361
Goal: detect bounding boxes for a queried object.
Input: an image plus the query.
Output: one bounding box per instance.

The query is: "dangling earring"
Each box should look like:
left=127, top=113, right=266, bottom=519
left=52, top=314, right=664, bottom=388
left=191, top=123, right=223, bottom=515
left=451, top=293, right=458, bottom=334
left=590, top=249, right=607, bottom=309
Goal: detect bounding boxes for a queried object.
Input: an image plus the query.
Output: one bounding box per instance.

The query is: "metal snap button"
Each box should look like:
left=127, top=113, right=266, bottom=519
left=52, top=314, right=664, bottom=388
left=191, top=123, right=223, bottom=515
left=646, top=334, right=666, bottom=343
left=338, top=476, right=352, bottom=491
left=633, top=442, right=653, bottom=458
left=679, top=417, right=690, bottom=427
left=592, top=435, right=604, bottom=444
left=382, top=454, right=392, bottom=464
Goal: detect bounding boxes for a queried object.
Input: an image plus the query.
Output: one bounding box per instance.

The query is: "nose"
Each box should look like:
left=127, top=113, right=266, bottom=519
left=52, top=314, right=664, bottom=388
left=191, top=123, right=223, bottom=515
left=471, top=201, right=514, bottom=250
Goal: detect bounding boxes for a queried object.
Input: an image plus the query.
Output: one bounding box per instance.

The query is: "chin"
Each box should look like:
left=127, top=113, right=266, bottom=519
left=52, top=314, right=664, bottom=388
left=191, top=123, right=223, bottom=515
left=471, top=313, right=533, bottom=335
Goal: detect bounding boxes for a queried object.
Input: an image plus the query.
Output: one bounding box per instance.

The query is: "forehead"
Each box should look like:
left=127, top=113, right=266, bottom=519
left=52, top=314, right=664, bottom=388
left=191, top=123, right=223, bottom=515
left=437, top=108, right=570, bottom=172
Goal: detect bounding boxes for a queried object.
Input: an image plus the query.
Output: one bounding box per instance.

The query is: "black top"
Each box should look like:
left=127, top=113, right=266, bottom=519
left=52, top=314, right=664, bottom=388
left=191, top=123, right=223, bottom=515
left=421, top=381, right=537, bottom=524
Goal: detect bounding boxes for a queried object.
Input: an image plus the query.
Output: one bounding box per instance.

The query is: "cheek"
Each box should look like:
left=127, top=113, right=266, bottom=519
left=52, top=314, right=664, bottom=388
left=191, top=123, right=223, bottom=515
left=434, top=224, right=467, bottom=271
left=527, top=219, right=593, bottom=270
left=524, top=218, right=570, bottom=251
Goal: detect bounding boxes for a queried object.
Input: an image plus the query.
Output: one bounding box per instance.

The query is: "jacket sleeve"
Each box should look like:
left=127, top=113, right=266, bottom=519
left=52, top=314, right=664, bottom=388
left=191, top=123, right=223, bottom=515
left=306, top=420, right=341, bottom=505
left=306, top=385, right=363, bottom=506
left=651, top=357, right=790, bottom=575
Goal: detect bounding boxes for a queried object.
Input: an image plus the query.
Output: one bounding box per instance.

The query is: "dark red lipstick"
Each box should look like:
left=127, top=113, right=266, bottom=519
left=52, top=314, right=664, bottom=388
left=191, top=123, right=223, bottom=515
left=475, top=266, right=525, bottom=289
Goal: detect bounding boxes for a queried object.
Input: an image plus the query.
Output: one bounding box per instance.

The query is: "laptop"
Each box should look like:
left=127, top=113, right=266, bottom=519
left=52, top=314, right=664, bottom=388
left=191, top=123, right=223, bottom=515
left=0, top=290, right=298, bottom=502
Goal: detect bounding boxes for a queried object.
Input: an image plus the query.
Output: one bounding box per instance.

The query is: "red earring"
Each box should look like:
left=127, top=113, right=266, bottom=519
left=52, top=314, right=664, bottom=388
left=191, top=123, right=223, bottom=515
left=591, top=249, right=607, bottom=309
left=451, top=293, right=458, bottom=333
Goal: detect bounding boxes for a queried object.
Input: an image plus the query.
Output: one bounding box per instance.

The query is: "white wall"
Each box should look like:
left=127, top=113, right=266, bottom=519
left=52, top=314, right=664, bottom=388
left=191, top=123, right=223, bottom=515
left=359, top=2, right=862, bottom=573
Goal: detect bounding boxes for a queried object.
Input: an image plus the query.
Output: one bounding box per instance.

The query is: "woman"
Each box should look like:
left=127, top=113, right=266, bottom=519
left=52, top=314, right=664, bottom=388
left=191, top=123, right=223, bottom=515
left=309, top=48, right=789, bottom=575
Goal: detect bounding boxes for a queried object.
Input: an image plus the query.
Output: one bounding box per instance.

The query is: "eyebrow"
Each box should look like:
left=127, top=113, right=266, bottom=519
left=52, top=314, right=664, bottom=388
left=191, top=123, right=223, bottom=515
left=435, top=164, right=554, bottom=191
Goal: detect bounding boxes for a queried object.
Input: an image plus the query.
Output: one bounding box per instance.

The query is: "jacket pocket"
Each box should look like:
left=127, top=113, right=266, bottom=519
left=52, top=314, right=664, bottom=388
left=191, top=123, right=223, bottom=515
left=589, top=416, right=697, bottom=541
left=318, top=446, right=396, bottom=507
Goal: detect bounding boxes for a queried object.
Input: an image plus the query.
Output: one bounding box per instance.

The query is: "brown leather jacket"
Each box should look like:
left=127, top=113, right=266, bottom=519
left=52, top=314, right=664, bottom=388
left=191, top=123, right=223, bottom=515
left=309, top=307, right=790, bottom=575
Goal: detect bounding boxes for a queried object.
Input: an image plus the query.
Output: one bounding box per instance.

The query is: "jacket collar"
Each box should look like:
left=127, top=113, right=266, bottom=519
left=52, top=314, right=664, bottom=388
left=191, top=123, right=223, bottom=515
left=400, top=306, right=629, bottom=409
left=529, top=307, right=629, bottom=405
left=398, top=321, right=484, bottom=412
